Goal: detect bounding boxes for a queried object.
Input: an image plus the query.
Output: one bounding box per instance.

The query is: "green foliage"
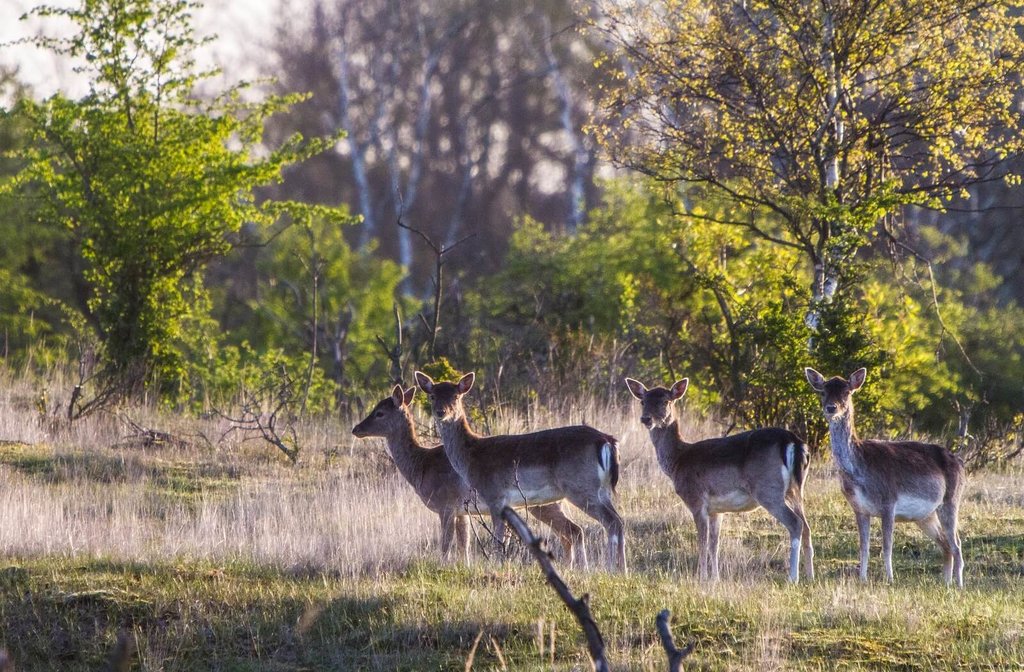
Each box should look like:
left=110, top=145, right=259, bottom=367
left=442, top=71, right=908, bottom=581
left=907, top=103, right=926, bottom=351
left=189, top=340, right=336, bottom=414
left=470, top=178, right=1024, bottom=445
left=1, top=0, right=347, bottom=396
left=234, top=217, right=406, bottom=402
left=589, top=0, right=1024, bottom=354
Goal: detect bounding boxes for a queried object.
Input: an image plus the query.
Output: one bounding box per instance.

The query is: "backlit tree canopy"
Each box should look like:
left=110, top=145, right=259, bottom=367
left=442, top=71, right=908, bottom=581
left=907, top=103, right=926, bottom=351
left=589, top=0, right=1024, bottom=322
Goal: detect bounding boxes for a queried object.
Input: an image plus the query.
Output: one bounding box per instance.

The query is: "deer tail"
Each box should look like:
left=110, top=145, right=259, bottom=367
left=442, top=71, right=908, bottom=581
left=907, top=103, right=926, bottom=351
left=787, top=441, right=810, bottom=492
left=597, top=437, right=620, bottom=492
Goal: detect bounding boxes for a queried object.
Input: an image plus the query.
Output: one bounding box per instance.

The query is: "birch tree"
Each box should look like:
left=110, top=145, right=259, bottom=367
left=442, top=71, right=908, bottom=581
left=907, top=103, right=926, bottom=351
left=272, top=0, right=603, bottom=292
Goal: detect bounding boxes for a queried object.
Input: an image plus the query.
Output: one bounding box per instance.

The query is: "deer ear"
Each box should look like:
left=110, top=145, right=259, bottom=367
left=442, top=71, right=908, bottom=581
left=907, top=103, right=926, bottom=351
left=403, top=386, right=416, bottom=406
left=848, top=367, right=867, bottom=391
left=624, top=378, right=647, bottom=399
left=457, top=372, right=475, bottom=394
left=804, top=367, right=826, bottom=392
left=414, top=371, right=434, bottom=393
left=391, top=385, right=405, bottom=406
left=670, top=379, right=689, bottom=400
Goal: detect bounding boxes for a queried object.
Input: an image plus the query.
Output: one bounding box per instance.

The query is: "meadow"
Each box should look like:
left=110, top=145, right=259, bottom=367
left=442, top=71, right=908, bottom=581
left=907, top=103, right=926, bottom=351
left=0, top=374, right=1022, bottom=670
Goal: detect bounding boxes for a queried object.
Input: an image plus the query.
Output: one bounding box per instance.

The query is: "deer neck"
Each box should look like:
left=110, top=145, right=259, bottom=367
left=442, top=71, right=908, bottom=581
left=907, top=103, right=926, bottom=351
left=437, top=414, right=478, bottom=482
left=649, top=420, right=685, bottom=476
left=828, top=408, right=863, bottom=476
left=384, top=414, right=428, bottom=483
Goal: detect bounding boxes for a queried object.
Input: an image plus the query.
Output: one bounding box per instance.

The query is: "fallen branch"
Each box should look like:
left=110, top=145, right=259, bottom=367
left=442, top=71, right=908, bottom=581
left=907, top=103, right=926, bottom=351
left=656, top=609, right=695, bottom=671
left=501, top=506, right=608, bottom=671
left=114, top=415, right=195, bottom=451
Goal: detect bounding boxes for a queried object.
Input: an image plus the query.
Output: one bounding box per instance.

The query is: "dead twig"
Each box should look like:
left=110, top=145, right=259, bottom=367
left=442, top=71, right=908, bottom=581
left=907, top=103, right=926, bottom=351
left=114, top=415, right=196, bottom=450
left=656, top=609, right=695, bottom=671
left=501, top=507, right=609, bottom=671
left=107, top=629, right=135, bottom=672
left=212, top=366, right=302, bottom=463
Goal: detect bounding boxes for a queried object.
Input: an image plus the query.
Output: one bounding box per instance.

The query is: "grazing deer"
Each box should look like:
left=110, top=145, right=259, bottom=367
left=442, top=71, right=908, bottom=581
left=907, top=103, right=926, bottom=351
left=624, top=378, right=813, bottom=583
left=804, top=367, right=965, bottom=587
left=352, top=385, right=585, bottom=564
left=414, top=371, right=627, bottom=572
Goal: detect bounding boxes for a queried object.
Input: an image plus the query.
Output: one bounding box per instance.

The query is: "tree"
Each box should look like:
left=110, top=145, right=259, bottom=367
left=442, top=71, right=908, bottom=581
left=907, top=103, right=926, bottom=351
left=3, top=0, right=348, bottom=399
left=269, top=0, right=606, bottom=289
left=589, top=0, right=1024, bottom=337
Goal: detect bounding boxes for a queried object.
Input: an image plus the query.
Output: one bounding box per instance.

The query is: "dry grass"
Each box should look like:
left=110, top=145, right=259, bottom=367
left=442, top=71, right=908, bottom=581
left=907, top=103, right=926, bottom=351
left=0, top=371, right=1022, bottom=669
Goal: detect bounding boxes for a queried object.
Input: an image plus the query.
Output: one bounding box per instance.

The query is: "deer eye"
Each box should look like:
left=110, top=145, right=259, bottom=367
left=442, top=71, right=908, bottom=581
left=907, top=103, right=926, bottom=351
left=375, top=411, right=385, bottom=418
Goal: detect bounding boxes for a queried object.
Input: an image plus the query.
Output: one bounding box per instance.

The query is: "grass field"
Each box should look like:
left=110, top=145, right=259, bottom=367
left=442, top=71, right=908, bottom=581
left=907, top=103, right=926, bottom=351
left=0, top=379, right=1022, bottom=670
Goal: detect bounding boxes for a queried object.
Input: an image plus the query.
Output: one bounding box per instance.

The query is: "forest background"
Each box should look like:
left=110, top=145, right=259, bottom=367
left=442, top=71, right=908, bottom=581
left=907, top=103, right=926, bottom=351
left=1, top=0, right=1023, bottom=459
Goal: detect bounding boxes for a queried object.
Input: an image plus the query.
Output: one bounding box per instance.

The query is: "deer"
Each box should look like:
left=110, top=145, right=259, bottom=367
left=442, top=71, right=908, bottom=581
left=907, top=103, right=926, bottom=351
left=352, top=385, right=586, bottom=565
left=804, top=367, right=965, bottom=587
left=624, top=377, right=814, bottom=583
left=414, top=371, right=627, bottom=572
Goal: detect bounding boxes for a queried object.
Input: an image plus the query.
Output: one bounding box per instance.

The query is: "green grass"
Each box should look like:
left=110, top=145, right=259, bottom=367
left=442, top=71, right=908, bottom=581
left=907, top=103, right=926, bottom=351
left=0, top=409, right=1022, bottom=670
left=2, top=546, right=1022, bottom=671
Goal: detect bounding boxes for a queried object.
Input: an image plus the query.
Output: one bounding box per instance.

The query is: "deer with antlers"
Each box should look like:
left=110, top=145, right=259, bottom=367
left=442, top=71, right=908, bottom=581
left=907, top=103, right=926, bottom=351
left=415, top=371, right=627, bottom=572
left=805, top=367, right=965, bottom=586
left=624, top=378, right=813, bottom=583
left=352, top=385, right=586, bottom=564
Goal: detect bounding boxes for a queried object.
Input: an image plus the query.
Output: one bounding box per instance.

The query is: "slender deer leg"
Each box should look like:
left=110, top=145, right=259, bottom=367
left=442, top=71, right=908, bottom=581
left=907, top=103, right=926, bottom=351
left=938, top=502, right=964, bottom=587
left=916, top=512, right=951, bottom=580
left=880, top=507, right=896, bottom=583
left=454, top=514, right=471, bottom=564
left=707, top=513, right=722, bottom=581
left=855, top=512, right=871, bottom=582
left=439, top=511, right=456, bottom=561
left=570, top=495, right=626, bottom=573
left=691, top=508, right=710, bottom=581
left=760, top=495, right=804, bottom=583
left=792, top=499, right=814, bottom=580
left=489, top=511, right=508, bottom=560
left=530, top=503, right=586, bottom=569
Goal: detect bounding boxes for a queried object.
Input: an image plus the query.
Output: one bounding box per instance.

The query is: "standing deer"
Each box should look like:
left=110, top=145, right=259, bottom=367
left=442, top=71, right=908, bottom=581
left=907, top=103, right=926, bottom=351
left=414, top=371, right=627, bottom=572
left=352, top=385, right=585, bottom=564
left=804, top=367, right=965, bottom=586
left=624, top=378, right=813, bottom=583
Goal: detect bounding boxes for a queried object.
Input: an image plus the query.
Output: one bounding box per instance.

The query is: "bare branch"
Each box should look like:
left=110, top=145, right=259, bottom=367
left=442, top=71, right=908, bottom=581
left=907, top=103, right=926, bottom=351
left=656, top=610, right=695, bottom=671
left=501, top=507, right=609, bottom=671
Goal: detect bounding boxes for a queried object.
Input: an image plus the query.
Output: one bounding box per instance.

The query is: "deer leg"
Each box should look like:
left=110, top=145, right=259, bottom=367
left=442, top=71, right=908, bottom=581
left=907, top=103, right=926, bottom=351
left=761, top=498, right=804, bottom=583
left=439, top=510, right=456, bottom=562
left=792, top=499, right=815, bottom=580
left=855, top=512, right=871, bottom=582
left=455, top=514, right=471, bottom=564
left=530, top=502, right=586, bottom=569
left=708, top=513, right=722, bottom=582
left=937, top=502, right=964, bottom=588
left=489, top=511, right=508, bottom=560
left=570, top=494, right=626, bottom=573
left=880, top=508, right=896, bottom=583
left=691, top=508, right=710, bottom=582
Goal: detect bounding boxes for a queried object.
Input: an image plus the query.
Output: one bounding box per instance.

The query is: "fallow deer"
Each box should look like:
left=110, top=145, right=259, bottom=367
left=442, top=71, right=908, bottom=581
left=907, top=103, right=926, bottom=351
left=414, top=371, right=627, bottom=572
left=624, top=378, right=813, bottom=583
left=805, top=367, right=965, bottom=586
left=352, top=385, right=585, bottom=564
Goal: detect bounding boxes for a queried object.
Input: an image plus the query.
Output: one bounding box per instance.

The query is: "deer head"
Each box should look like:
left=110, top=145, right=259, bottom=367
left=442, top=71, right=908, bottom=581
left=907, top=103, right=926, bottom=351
left=415, top=371, right=475, bottom=422
left=804, top=367, right=866, bottom=422
left=352, top=385, right=416, bottom=438
left=624, top=378, right=689, bottom=429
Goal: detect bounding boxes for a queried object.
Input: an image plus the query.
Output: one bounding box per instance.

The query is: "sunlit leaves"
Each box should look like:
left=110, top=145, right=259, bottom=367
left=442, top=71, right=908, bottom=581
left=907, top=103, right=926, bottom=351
left=587, top=0, right=1024, bottom=291
left=3, top=0, right=350, bottom=396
